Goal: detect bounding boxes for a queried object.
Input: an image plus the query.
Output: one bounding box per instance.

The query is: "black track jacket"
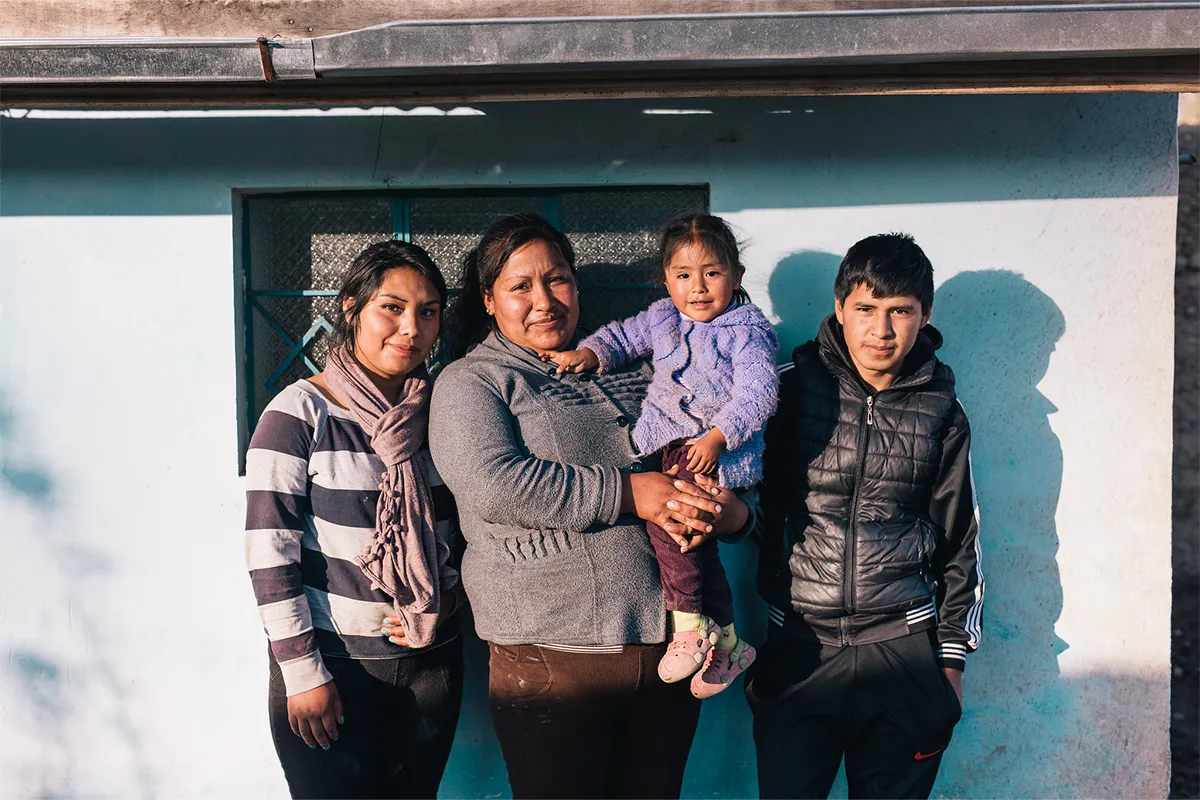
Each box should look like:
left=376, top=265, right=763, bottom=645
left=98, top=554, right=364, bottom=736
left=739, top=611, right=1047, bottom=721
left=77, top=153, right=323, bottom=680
left=758, top=314, right=984, bottom=671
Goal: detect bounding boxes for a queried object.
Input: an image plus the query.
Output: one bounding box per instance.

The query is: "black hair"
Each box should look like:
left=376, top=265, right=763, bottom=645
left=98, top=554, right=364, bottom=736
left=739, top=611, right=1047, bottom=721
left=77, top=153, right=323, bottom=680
left=834, top=232, right=934, bottom=314
left=448, top=213, right=577, bottom=360
left=333, top=239, right=448, bottom=351
left=659, top=212, right=751, bottom=305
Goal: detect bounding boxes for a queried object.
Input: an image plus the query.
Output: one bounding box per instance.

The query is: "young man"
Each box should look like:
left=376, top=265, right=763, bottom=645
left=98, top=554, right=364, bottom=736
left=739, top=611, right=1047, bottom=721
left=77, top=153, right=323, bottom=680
left=747, top=233, right=984, bottom=799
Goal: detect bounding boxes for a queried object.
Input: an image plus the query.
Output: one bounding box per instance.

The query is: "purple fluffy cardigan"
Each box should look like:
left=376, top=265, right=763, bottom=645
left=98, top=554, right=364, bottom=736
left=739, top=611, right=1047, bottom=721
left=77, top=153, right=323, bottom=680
left=581, top=297, right=779, bottom=488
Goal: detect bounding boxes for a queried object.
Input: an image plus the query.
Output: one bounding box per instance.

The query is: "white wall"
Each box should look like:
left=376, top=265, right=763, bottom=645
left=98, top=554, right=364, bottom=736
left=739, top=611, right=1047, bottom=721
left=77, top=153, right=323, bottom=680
left=0, top=93, right=1178, bottom=797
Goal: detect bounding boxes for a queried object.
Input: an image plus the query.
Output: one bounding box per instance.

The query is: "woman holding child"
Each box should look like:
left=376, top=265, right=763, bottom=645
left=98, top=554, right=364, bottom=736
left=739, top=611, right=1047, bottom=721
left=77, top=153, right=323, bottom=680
left=429, top=212, right=775, bottom=798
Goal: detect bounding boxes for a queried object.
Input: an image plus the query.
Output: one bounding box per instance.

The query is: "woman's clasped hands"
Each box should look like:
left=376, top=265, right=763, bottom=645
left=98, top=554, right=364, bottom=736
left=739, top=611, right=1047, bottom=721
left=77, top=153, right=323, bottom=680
left=621, top=466, right=747, bottom=553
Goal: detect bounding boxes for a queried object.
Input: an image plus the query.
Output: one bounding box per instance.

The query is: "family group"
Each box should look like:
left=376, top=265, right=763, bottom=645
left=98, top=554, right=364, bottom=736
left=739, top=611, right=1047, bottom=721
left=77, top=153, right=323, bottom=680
left=244, top=211, right=984, bottom=800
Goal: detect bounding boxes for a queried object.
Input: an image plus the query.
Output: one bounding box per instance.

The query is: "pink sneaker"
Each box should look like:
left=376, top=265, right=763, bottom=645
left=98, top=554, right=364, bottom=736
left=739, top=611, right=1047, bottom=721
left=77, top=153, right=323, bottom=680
left=690, top=640, right=756, bottom=699
left=658, top=616, right=721, bottom=683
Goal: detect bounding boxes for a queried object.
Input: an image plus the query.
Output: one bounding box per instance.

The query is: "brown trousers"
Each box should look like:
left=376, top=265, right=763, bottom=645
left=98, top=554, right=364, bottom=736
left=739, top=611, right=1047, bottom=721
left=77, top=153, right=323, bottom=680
left=488, top=642, right=702, bottom=799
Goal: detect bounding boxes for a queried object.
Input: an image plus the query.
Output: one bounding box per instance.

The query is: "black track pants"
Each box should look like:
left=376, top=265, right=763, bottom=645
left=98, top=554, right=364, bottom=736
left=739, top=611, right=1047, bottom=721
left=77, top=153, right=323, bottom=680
left=745, top=627, right=962, bottom=799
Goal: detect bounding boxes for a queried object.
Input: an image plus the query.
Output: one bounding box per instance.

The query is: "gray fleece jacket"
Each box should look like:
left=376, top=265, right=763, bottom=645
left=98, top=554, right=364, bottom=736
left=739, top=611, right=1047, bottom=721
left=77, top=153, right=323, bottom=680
left=429, top=331, right=668, bottom=646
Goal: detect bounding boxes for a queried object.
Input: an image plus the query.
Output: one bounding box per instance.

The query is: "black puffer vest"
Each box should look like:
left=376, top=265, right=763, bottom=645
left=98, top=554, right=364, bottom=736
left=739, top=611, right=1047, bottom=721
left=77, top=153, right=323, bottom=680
left=762, top=315, right=957, bottom=643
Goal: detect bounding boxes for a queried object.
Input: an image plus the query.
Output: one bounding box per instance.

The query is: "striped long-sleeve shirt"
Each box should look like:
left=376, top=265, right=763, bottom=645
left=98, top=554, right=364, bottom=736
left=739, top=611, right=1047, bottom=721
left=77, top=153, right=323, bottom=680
left=245, top=380, right=460, bottom=696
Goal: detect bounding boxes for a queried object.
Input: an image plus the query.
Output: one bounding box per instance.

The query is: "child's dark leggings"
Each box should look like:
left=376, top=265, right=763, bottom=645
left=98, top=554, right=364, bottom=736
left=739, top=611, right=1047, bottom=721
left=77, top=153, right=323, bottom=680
left=645, top=441, right=736, bottom=627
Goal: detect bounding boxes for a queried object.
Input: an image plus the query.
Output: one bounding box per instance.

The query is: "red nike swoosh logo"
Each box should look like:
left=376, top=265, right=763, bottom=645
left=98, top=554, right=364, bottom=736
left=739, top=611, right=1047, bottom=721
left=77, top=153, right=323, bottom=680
left=914, top=749, right=944, bottom=761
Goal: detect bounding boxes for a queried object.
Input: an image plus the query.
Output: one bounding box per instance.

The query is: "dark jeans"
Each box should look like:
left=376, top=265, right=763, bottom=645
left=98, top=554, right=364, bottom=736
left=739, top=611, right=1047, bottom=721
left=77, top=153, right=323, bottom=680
left=645, top=441, right=736, bottom=626
left=745, top=628, right=961, bottom=799
left=488, top=642, right=702, bottom=799
left=268, top=638, right=464, bottom=799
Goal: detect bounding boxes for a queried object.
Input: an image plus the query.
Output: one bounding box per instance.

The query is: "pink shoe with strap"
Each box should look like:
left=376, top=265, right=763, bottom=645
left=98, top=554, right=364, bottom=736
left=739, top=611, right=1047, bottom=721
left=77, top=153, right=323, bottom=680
left=658, top=616, right=721, bottom=683
left=690, top=639, right=756, bottom=699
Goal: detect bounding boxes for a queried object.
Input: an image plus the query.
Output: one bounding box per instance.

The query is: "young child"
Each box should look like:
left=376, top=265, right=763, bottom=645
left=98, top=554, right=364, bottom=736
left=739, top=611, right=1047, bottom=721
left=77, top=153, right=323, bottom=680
left=546, top=213, right=779, bottom=698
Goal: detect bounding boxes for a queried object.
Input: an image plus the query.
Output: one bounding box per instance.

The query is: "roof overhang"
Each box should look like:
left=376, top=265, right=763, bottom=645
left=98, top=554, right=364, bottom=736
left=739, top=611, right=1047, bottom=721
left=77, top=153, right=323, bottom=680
left=2, top=2, right=1197, bottom=106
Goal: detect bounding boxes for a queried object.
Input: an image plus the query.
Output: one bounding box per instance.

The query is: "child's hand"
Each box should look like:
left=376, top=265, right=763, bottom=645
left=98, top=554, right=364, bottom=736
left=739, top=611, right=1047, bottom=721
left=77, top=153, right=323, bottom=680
left=541, top=348, right=600, bottom=374
left=686, top=428, right=727, bottom=476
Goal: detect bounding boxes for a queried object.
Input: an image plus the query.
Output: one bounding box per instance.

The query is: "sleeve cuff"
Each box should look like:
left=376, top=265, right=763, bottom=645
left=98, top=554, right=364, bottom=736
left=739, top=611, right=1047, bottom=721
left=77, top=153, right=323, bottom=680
left=592, top=350, right=620, bottom=375
left=439, top=571, right=461, bottom=596
left=711, top=416, right=750, bottom=450
left=278, top=650, right=334, bottom=697
left=578, top=335, right=619, bottom=374
left=717, top=486, right=759, bottom=543
left=598, top=465, right=624, bottom=526
left=937, top=641, right=968, bottom=672
left=441, top=581, right=465, bottom=615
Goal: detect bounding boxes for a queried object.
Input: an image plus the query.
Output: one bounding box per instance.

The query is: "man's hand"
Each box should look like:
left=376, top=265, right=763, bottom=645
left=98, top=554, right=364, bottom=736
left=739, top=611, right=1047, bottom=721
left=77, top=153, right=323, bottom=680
left=287, top=681, right=343, bottom=750
left=541, top=348, right=600, bottom=374
left=943, top=667, right=963, bottom=707
left=686, top=428, right=727, bottom=476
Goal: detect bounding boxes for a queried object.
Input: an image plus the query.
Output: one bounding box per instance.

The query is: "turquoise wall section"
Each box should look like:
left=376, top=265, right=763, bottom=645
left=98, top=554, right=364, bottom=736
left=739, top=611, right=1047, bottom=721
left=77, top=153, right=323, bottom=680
left=0, top=93, right=1179, bottom=797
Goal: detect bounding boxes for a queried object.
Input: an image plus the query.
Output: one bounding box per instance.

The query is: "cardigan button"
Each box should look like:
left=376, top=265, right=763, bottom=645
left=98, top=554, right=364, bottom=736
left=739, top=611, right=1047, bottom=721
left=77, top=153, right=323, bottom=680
left=631, top=463, right=644, bottom=473
left=616, top=415, right=629, bottom=427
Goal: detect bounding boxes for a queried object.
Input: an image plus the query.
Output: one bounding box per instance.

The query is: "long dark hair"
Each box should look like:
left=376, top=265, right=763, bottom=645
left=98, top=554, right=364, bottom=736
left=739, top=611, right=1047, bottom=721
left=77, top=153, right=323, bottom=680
left=448, top=213, right=577, bottom=360
left=333, top=239, right=448, bottom=352
left=659, top=212, right=750, bottom=305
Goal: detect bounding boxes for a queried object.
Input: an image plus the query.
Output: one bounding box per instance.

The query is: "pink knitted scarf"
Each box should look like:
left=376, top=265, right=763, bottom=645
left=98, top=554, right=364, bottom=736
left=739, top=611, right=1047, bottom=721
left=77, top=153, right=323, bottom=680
left=324, top=344, right=450, bottom=648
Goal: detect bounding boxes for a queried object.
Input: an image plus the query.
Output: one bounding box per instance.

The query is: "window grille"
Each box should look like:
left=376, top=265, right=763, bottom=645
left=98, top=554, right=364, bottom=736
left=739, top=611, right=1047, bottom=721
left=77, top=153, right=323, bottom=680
left=240, top=186, right=707, bottom=460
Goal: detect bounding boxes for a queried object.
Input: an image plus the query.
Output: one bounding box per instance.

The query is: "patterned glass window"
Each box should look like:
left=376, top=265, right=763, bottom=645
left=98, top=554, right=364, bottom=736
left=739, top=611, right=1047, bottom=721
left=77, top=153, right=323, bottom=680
left=240, top=187, right=707, bottom=462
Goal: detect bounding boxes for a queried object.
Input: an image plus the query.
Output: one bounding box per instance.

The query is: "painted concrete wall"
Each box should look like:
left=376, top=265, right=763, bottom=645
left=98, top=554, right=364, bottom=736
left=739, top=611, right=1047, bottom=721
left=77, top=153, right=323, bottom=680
left=0, top=93, right=1177, bottom=798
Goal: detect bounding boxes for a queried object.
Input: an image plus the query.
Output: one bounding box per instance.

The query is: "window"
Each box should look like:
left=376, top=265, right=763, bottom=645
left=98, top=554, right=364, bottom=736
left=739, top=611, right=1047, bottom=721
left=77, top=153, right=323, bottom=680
left=238, top=186, right=707, bottom=462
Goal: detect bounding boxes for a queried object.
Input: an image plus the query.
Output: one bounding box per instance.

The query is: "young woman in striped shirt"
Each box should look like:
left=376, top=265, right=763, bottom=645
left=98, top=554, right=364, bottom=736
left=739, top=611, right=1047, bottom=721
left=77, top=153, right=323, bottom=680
left=245, top=241, right=463, bottom=799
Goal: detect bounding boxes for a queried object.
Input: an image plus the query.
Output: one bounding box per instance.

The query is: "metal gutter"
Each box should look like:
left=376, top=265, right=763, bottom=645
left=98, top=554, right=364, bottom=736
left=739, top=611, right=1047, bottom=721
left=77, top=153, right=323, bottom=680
left=315, top=3, right=1200, bottom=77
left=0, top=36, right=315, bottom=83
left=0, top=2, right=1196, bottom=97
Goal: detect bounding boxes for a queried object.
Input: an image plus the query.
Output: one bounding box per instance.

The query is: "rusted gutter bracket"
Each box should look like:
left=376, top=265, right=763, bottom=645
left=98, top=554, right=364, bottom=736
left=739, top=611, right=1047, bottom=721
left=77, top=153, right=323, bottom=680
left=256, top=37, right=277, bottom=82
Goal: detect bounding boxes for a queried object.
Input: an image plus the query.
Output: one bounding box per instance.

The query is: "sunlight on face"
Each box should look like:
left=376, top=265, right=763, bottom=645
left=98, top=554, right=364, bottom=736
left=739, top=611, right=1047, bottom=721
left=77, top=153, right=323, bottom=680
left=484, top=239, right=580, bottom=353
left=664, top=241, right=742, bottom=323
left=349, top=267, right=442, bottom=381
left=834, top=282, right=930, bottom=390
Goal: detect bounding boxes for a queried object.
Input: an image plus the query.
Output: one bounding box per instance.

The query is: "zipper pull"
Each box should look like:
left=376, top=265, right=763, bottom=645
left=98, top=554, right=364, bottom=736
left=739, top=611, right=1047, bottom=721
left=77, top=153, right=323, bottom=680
left=866, top=396, right=874, bottom=426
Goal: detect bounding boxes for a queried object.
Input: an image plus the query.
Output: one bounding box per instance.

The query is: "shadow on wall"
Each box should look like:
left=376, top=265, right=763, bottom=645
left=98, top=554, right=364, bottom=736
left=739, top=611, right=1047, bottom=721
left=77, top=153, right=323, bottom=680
left=766, top=251, right=843, bottom=359
left=933, top=270, right=1071, bottom=797
left=0, top=395, right=55, bottom=507
left=0, top=95, right=1179, bottom=217
left=0, top=396, right=155, bottom=798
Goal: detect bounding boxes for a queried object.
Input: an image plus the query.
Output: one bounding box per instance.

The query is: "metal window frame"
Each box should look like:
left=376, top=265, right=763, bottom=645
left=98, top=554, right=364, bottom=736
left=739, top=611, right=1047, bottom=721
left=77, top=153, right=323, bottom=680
left=236, top=183, right=707, bottom=472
